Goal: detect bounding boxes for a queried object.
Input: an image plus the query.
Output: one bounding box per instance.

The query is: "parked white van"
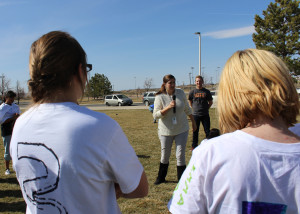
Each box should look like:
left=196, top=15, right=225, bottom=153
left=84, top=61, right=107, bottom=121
left=105, top=94, right=133, bottom=106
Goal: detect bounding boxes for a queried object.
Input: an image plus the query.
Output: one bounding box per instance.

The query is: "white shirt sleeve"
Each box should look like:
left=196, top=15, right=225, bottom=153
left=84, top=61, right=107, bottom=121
left=153, top=95, right=164, bottom=119
left=106, top=125, right=144, bottom=194
left=0, top=104, right=11, bottom=124
left=168, top=147, right=208, bottom=214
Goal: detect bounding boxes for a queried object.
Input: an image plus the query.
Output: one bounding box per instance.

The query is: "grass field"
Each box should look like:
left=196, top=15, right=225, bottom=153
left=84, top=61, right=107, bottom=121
left=0, top=108, right=218, bottom=214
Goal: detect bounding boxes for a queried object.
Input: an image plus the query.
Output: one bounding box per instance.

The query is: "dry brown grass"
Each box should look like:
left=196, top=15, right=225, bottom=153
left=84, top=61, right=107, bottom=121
left=0, top=108, right=217, bottom=213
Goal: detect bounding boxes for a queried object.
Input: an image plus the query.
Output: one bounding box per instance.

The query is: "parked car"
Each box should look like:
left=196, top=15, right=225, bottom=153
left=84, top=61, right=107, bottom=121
left=142, top=91, right=156, bottom=106
left=105, top=94, right=133, bottom=106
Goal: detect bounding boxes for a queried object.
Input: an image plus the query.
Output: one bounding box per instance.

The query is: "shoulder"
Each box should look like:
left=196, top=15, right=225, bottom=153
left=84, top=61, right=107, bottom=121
left=194, top=131, right=254, bottom=159
left=77, top=105, right=119, bottom=127
left=188, top=89, right=195, bottom=99
left=175, top=88, right=185, bottom=95
left=0, top=103, right=5, bottom=109
left=0, top=103, right=9, bottom=111
left=155, top=93, right=166, bottom=100
left=202, top=88, right=211, bottom=93
left=189, top=89, right=195, bottom=94
left=12, top=103, right=20, bottom=109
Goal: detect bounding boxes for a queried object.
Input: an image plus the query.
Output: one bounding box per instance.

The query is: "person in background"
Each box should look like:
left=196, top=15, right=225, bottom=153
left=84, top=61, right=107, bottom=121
left=206, top=128, right=220, bottom=139
left=153, top=74, right=196, bottom=185
left=188, top=75, right=213, bottom=150
left=149, top=104, right=156, bottom=123
left=199, top=128, right=220, bottom=146
left=0, top=90, right=20, bottom=175
left=10, top=31, right=148, bottom=214
left=168, top=49, right=300, bottom=213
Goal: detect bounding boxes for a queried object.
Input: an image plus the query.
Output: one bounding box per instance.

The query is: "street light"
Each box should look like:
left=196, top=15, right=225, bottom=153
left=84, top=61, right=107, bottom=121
left=134, top=76, right=136, bottom=90
left=191, top=66, right=194, bottom=83
left=194, top=32, right=201, bottom=76
left=216, top=66, right=220, bottom=83
left=189, top=72, right=192, bottom=90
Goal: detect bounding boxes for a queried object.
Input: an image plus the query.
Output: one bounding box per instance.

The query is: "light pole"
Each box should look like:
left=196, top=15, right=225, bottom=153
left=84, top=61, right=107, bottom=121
left=189, top=72, right=192, bottom=90
left=134, top=76, right=137, bottom=97
left=216, top=66, right=220, bottom=83
left=191, top=66, right=194, bottom=83
left=134, top=76, right=136, bottom=90
left=194, top=32, right=201, bottom=76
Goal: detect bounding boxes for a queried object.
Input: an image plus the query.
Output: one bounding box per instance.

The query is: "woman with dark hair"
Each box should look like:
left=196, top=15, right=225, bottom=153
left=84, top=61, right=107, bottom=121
left=153, top=74, right=196, bottom=185
left=10, top=31, right=148, bottom=214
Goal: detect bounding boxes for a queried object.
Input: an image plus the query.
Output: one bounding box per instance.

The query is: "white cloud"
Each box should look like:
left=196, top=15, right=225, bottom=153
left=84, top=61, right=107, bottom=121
left=203, top=26, right=255, bottom=39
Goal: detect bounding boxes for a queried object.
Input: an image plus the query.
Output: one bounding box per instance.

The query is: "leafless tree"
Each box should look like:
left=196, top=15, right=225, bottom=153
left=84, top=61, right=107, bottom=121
left=0, top=74, right=11, bottom=102
left=15, top=80, right=25, bottom=105
left=136, top=87, right=142, bottom=97
left=144, top=78, right=153, bottom=92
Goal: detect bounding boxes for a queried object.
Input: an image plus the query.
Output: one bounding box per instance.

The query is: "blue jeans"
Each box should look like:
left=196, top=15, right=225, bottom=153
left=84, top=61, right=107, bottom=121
left=2, top=135, right=12, bottom=161
left=192, top=114, right=210, bottom=148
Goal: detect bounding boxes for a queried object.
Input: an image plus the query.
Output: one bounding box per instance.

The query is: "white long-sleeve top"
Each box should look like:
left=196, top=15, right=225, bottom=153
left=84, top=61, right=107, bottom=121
left=153, top=88, right=192, bottom=136
left=0, top=103, right=21, bottom=124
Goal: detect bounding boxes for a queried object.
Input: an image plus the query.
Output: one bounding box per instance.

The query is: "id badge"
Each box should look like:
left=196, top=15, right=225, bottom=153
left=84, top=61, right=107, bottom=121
left=172, top=116, right=177, bottom=125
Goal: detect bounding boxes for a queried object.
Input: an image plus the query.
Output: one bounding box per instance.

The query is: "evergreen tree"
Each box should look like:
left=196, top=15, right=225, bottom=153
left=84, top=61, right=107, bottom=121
left=253, top=0, right=300, bottom=74
left=87, top=73, right=112, bottom=99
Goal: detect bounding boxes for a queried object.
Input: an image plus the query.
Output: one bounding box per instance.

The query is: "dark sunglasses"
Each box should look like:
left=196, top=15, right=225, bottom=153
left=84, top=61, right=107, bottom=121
left=86, top=64, right=92, bottom=72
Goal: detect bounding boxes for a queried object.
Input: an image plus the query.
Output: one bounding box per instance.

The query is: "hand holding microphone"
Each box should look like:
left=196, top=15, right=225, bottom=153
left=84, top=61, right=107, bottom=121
left=172, top=94, right=176, bottom=113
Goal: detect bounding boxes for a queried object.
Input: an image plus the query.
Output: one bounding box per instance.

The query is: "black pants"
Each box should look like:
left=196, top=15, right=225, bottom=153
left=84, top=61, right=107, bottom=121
left=192, top=114, right=210, bottom=148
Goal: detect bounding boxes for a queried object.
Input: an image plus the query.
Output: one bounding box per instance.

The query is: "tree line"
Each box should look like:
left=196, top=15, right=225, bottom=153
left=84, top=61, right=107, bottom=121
left=85, top=74, right=154, bottom=99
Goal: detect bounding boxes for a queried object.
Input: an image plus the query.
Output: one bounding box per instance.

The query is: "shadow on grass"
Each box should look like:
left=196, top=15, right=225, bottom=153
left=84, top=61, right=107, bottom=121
left=137, top=155, right=150, bottom=159
left=0, top=189, right=23, bottom=198
left=0, top=177, right=19, bottom=184
left=0, top=201, right=26, bottom=212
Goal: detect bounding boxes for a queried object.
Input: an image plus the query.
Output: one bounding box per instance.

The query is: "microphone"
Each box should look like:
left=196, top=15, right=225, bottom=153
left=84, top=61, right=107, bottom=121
left=172, top=95, right=176, bottom=113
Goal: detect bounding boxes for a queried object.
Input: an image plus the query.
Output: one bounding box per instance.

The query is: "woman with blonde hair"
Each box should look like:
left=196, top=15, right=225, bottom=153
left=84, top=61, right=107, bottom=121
left=10, top=31, right=148, bottom=214
left=168, top=49, right=300, bottom=213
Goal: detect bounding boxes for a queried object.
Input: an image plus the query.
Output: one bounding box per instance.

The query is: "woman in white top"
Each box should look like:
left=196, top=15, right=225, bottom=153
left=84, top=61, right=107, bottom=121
left=153, top=74, right=196, bottom=185
left=168, top=49, right=300, bottom=214
left=10, top=31, right=148, bottom=214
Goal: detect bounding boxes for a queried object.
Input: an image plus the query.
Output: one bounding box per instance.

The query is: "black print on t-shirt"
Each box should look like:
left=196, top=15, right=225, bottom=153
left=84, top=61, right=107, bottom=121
left=17, top=142, right=68, bottom=214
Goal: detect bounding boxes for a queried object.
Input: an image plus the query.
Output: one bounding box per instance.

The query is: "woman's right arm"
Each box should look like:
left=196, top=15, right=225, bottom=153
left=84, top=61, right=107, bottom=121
left=153, top=95, right=174, bottom=119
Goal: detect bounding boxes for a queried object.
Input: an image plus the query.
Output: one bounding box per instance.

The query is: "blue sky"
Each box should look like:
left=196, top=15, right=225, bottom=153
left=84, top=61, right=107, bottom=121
left=0, top=0, right=273, bottom=91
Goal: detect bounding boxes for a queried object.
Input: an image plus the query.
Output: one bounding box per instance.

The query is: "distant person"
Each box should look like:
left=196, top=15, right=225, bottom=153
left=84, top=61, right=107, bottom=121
left=149, top=104, right=156, bottom=123
left=0, top=90, right=20, bottom=175
left=206, top=128, right=220, bottom=139
left=188, top=75, right=213, bottom=150
left=168, top=49, right=300, bottom=213
left=199, top=128, right=220, bottom=146
left=10, top=31, right=148, bottom=213
left=153, top=74, right=196, bottom=185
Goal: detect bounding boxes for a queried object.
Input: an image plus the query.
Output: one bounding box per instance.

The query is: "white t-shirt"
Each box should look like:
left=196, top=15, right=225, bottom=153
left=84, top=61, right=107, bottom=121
left=0, top=103, right=21, bottom=124
left=10, top=102, right=144, bottom=214
left=168, top=130, right=300, bottom=214
left=289, top=123, right=300, bottom=136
